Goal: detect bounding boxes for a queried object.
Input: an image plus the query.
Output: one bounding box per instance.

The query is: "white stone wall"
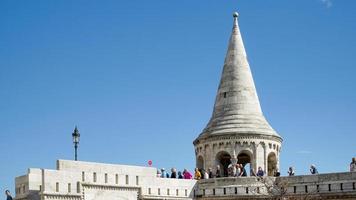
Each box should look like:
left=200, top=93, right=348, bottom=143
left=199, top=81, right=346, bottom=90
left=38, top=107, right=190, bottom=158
left=14, top=160, right=356, bottom=200
left=14, top=160, right=197, bottom=200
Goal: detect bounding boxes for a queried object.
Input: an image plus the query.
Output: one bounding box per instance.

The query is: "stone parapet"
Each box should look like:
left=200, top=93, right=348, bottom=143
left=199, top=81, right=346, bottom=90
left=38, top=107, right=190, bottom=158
left=195, top=172, right=356, bottom=199
left=14, top=160, right=197, bottom=200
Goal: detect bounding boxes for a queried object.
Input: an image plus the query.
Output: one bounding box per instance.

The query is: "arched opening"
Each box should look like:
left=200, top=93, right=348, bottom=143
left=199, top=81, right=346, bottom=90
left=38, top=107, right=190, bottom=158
left=237, top=151, right=252, bottom=176
left=197, top=156, right=204, bottom=171
left=267, top=152, right=277, bottom=176
left=216, top=151, right=231, bottom=177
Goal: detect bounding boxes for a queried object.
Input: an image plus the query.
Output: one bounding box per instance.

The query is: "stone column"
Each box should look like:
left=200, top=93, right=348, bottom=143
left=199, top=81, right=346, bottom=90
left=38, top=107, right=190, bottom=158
left=255, top=142, right=265, bottom=172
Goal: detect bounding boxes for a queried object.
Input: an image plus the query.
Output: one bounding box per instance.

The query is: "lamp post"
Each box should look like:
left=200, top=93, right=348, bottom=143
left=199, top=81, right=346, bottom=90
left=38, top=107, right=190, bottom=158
left=72, top=126, right=80, bottom=161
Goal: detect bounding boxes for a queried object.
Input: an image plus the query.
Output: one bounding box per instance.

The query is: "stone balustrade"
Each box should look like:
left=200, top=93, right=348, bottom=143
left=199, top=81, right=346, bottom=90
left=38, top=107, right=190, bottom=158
left=195, top=172, right=356, bottom=199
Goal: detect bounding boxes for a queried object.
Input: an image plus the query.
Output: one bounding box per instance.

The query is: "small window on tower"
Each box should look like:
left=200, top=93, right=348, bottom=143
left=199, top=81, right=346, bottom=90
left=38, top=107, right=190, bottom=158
left=125, top=175, right=129, bottom=185
left=223, top=92, right=227, bottom=98
left=82, top=171, right=85, bottom=182
left=93, top=172, right=97, bottom=182
left=77, top=182, right=81, bottom=193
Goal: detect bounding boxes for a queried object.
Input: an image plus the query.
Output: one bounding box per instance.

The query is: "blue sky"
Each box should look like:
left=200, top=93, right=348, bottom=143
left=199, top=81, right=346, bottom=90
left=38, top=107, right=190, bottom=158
left=1, top=0, right=356, bottom=193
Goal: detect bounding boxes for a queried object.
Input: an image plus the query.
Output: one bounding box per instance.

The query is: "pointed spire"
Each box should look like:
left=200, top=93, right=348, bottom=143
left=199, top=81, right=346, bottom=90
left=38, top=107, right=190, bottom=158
left=74, top=126, right=79, bottom=134
left=197, top=12, right=281, bottom=139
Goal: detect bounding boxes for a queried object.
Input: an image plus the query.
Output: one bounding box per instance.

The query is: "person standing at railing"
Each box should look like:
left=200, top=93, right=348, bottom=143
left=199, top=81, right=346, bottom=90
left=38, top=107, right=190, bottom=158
left=237, top=164, right=247, bottom=177
left=287, top=167, right=295, bottom=176
left=256, top=166, right=264, bottom=177
left=194, top=168, right=202, bottom=180
left=178, top=171, right=184, bottom=179
left=215, top=165, right=221, bottom=178
left=208, top=168, right=214, bottom=178
left=160, top=168, right=169, bottom=178
left=236, top=164, right=241, bottom=177
left=5, top=190, right=13, bottom=200
left=203, top=169, right=209, bottom=179
left=170, top=168, right=177, bottom=178
left=250, top=168, right=256, bottom=177
left=310, top=164, right=318, bottom=174
left=274, top=168, right=281, bottom=177
left=183, top=169, right=193, bottom=179
left=350, top=157, right=356, bottom=172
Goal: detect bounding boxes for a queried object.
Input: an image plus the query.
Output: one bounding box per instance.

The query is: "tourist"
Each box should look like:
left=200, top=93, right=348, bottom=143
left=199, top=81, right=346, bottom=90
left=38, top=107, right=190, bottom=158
left=274, top=168, right=281, bottom=177
left=287, top=167, right=295, bottom=176
left=250, top=168, right=256, bottom=177
left=170, top=168, right=177, bottom=178
left=350, top=158, right=356, bottom=172
left=203, top=169, right=209, bottom=179
left=194, top=168, right=202, bottom=180
left=215, top=165, right=221, bottom=178
left=208, top=168, right=214, bottom=178
left=5, top=190, right=13, bottom=200
left=238, top=164, right=247, bottom=177
left=231, top=164, right=237, bottom=177
left=228, top=164, right=234, bottom=177
left=183, top=169, right=193, bottom=179
left=156, top=169, right=162, bottom=177
left=178, top=171, right=183, bottom=179
left=199, top=169, right=204, bottom=179
left=236, top=164, right=241, bottom=177
left=241, top=165, right=247, bottom=177
left=310, top=164, right=318, bottom=174
left=160, top=168, right=169, bottom=178
left=256, top=166, right=264, bottom=177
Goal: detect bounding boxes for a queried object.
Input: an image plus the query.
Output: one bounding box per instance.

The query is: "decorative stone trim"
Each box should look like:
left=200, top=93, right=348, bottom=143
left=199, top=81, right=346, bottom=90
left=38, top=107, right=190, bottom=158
left=82, top=182, right=140, bottom=192
left=42, top=193, right=81, bottom=200
left=194, top=134, right=282, bottom=145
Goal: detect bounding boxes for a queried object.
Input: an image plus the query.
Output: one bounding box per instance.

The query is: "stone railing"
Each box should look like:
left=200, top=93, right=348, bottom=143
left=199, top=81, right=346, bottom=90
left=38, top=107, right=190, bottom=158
left=195, top=172, right=356, bottom=199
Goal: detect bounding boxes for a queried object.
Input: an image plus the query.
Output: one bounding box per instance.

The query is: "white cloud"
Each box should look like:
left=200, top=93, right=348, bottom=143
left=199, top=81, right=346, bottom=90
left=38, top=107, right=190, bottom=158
left=297, top=150, right=312, bottom=154
left=320, top=0, right=333, bottom=8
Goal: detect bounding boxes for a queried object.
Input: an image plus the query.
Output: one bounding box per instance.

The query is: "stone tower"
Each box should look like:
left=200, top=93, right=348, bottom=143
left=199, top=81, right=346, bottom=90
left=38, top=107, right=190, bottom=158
left=193, top=12, right=282, bottom=177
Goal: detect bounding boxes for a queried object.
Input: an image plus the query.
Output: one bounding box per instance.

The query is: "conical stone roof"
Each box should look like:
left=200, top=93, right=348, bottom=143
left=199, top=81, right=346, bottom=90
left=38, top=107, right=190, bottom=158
left=196, top=12, right=281, bottom=141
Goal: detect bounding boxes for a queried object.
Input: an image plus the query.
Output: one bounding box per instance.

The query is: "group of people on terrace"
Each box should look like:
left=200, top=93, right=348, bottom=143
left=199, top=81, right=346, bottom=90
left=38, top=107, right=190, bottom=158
left=157, top=157, right=356, bottom=180
left=157, top=168, right=193, bottom=179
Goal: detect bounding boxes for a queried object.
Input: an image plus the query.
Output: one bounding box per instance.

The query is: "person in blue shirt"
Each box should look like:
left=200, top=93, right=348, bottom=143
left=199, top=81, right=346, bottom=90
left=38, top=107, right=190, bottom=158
left=5, top=190, right=13, bottom=200
left=160, top=168, right=169, bottom=178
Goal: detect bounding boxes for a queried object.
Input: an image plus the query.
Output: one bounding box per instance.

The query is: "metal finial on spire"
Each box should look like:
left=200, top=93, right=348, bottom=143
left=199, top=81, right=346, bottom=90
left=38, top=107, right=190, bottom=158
left=233, top=11, right=239, bottom=18
left=233, top=12, right=239, bottom=27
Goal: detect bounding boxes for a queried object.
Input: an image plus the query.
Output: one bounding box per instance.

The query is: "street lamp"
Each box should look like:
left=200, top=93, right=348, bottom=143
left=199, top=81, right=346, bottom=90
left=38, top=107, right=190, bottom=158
left=72, top=126, right=80, bottom=161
